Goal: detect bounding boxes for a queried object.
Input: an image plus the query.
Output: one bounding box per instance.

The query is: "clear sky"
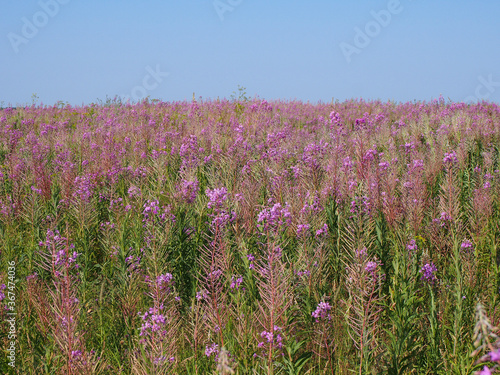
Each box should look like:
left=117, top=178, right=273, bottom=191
left=1, top=0, right=499, bottom=106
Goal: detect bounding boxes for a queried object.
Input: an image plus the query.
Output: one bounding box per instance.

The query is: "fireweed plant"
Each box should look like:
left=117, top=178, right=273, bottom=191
left=0, top=98, right=500, bottom=374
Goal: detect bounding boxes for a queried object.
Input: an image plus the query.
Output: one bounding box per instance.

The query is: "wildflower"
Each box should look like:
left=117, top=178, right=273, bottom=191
left=443, top=151, right=458, bottom=164
left=257, top=202, right=292, bottom=233
left=230, top=275, right=243, bottom=291
left=31, top=185, right=42, bottom=194
left=403, top=142, right=415, bottom=154
left=290, top=165, right=301, bottom=179
left=0, top=284, right=5, bottom=302
left=180, top=179, right=199, bottom=203
left=365, top=261, right=378, bottom=273
left=296, top=224, right=310, bottom=238
left=157, top=273, right=174, bottom=291
left=142, top=200, right=160, bottom=221
left=258, top=326, right=284, bottom=350
left=407, top=239, right=418, bottom=251
left=128, top=185, right=141, bottom=198
left=350, top=200, right=357, bottom=213
left=412, top=159, right=424, bottom=169
left=378, top=161, right=389, bottom=171
left=139, top=306, right=169, bottom=336
left=153, top=356, right=167, bottom=365
left=461, top=239, right=473, bottom=250
left=490, top=349, right=500, bottom=362
left=296, top=269, right=311, bottom=278
left=196, top=290, right=209, bottom=301
left=315, top=224, right=328, bottom=237
left=356, top=247, right=368, bottom=259
left=208, top=269, right=223, bottom=281
left=437, top=211, right=452, bottom=227
left=206, top=187, right=228, bottom=210
left=312, top=301, right=332, bottom=321
left=205, top=343, right=219, bottom=358
left=73, top=174, right=95, bottom=202
left=247, top=254, right=255, bottom=270
left=420, top=263, right=438, bottom=285
left=342, top=157, right=353, bottom=171
left=329, top=111, right=342, bottom=126
left=479, top=366, right=492, bottom=375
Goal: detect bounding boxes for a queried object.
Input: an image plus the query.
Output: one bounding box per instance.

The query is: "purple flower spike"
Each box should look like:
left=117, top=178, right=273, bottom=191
left=407, top=239, right=418, bottom=251
left=420, top=263, right=438, bottom=285
left=461, top=239, right=473, bottom=250
left=443, top=151, right=458, bottom=164
left=312, top=301, right=332, bottom=321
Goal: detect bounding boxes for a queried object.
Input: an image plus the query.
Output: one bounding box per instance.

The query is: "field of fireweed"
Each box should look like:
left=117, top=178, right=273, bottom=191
left=0, top=98, right=500, bottom=374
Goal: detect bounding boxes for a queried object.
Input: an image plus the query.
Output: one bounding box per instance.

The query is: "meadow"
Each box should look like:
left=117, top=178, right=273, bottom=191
left=0, top=98, right=500, bottom=374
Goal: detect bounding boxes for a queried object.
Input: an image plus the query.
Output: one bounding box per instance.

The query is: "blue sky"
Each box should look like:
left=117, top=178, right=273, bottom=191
left=1, top=0, right=499, bottom=106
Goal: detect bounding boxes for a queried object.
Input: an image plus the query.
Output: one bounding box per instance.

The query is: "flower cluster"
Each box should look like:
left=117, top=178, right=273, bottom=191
left=257, top=200, right=292, bottom=233
left=420, top=263, right=438, bottom=285
left=364, top=261, right=378, bottom=274
left=125, top=253, right=141, bottom=273
left=296, top=223, right=310, bottom=238
left=128, top=185, right=141, bottom=198
left=205, top=343, right=219, bottom=359
left=195, top=289, right=209, bottom=301
left=0, top=284, right=5, bottom=302
left=312, top=301, right=332, bottom=322
left=258, top=326, right=283, bottom=350
left=230, top=275, right=243, bottom=291
left=206, top=187, right=234, bottom=230
left=157, top=273, right=174, bottom=293
left=296, top=269, right=311, bottom=278
left=39, top=229, right=80, bottom=270
left=329, top=110, right=342, bottom=127
left=461, top=239, right=473, bottom=251
left=407, top=239, right=418, bottom=251
left=443, top=150, right=458, bottom=164
left=139, top=305, right=169, bottom=337
left=73, top=174, right=95, bottom=203
left=247, top=254, right=255, bottom=270
left=180, top=178, right=199, bottom=204
left=315, top=223, right=328, bottom=237
left=433, top=211, right=453, bottom=227
left=206, top=187, right=228, bottom=210
left=300, top=192, right=323, bottom=216
left=142, top=200, right=175, bottom=225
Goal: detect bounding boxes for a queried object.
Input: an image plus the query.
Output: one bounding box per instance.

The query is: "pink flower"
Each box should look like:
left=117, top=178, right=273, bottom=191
left=490, top=348, right=500, bottom=362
